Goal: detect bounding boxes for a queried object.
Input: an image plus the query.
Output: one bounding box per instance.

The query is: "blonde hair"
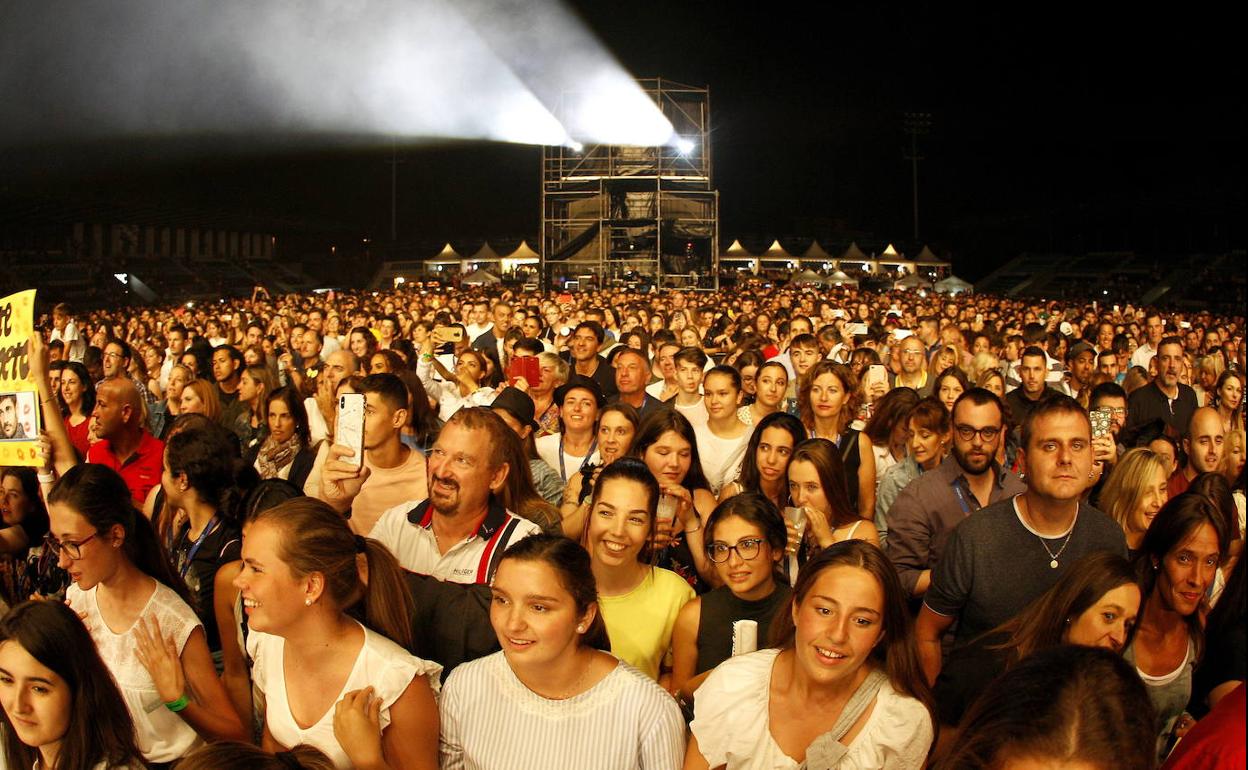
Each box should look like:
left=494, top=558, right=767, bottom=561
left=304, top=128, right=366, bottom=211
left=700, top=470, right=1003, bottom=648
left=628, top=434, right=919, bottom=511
left=538, top=352, right=569, bottom=387
left=1224, top=429, right=1245, bottom=478
left=1098, top=448, right=1168, bottom=533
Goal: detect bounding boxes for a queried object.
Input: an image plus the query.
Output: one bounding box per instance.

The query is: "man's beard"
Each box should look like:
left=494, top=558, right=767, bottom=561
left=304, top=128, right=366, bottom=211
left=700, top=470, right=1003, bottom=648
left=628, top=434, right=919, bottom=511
left=952, top=442, right=993, bottom=475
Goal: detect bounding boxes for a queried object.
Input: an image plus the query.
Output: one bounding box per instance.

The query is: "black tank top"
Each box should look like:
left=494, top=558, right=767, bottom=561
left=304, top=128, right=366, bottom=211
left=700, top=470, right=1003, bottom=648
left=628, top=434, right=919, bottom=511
left=695, top=583, right=792, bottom=674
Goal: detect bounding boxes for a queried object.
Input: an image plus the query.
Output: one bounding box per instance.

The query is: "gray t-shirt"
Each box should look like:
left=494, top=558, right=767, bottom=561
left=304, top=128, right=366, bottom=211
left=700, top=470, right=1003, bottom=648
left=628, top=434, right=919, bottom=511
left=924, top=495, right=1127, bottom=647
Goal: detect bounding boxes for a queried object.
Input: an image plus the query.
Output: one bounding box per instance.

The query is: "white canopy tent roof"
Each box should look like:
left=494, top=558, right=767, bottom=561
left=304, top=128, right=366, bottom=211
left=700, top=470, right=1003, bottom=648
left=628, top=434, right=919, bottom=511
left=915, top=245, right=942, bottom=264
left=881, top=243, right=902, bottom=258
left=934, top=275, right=974, bottom=294
left=828, top=269, right=859, bottom=286
left=468, top=242, right=502, bottom=262
left=462, top=269, right=502, bottom=285
left=431, top=242, right=463, bottom=260
left=790, top=269, right=826, bottom=286
left=803, top=240, right=833, bottom=260
left=894, top=273, right=930, bottom=290
left=841, top=241, right=868, bottom=262
left=761, top=239, right=793, bottom=259
left=724, top=239, right=753, bottom=257
left=505, top=240, right=540, bottom=260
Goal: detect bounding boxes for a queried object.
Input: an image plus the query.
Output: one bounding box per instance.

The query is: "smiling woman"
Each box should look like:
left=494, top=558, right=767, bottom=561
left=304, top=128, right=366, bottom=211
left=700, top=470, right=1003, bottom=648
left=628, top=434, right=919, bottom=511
left=685, top=542, right=934, bottom=770
left=438, top=534, right=684, bottom=770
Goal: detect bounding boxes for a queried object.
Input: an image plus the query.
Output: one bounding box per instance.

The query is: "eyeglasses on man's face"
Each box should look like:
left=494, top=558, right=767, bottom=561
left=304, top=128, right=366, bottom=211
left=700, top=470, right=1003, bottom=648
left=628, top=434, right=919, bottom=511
left=954, top=424, right=1002, bottom=442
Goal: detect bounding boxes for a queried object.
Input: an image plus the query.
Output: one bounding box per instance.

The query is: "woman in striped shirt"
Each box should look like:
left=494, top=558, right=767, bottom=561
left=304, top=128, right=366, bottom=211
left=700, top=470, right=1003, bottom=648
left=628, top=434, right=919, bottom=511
left=439, top=533, right=684, bottom=770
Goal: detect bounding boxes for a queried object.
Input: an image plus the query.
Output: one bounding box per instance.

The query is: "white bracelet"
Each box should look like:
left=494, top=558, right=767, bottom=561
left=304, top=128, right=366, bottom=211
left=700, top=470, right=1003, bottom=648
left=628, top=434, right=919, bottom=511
left=37, top=472, right=57, bottom=484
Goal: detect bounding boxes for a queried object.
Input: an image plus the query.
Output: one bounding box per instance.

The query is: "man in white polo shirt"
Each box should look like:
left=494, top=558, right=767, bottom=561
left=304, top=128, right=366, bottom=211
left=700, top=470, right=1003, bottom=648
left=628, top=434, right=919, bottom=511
left=371, top=407, right=541, bottom=583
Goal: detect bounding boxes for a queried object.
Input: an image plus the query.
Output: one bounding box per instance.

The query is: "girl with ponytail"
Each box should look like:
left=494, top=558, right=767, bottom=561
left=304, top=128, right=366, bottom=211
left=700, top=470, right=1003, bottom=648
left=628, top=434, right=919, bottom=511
left=47, top=463, right=246, bottom=766
left=235, top=497, right=441, bottom=770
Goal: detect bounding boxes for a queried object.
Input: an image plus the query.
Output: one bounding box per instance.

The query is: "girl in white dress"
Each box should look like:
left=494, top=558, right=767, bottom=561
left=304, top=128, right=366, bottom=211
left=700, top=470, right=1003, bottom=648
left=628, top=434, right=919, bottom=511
left=686, top=541, right=935, bottom=770
left=47, top=464, right=246, bottom=766
left=235, top=497, right=441, bottom=770
left=440, top=534, right=685, bottom=770
left=0, top=600, right=146, bottom=770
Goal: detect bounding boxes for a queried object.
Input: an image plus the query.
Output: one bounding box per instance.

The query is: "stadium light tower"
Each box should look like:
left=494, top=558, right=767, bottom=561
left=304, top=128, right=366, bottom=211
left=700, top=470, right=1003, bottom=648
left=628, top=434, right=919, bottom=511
left=903, top=112, right=931, bottom=241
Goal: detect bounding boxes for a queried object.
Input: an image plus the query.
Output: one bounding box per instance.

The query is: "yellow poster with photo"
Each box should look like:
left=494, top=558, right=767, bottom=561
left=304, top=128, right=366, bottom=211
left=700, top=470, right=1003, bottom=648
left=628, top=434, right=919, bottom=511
left=0, top=289, right=40, bottom=466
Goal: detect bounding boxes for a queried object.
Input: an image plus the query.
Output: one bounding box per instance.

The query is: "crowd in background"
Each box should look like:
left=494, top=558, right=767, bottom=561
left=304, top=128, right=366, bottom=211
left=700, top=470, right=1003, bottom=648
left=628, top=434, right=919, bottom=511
left=0, top=280, right=1244, bottom=770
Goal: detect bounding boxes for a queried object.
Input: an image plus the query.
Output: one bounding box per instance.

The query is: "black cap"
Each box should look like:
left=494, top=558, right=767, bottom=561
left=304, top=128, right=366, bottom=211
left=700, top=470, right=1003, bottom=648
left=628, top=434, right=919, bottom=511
left=491, top=386, right=540, bottom=431
left=554, top=374, right=606, bottom=408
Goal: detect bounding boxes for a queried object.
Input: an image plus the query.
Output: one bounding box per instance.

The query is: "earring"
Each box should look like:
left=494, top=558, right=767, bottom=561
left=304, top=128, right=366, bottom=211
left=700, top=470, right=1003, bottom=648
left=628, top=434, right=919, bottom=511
left=576, top=625, right=585, bottom=633
left=305, top=598, right=312, bottom=607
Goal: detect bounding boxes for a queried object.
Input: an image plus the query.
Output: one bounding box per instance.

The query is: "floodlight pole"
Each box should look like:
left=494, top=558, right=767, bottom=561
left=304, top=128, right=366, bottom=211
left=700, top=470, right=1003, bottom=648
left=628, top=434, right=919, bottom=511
left=903, top=112, right=931, bottom=241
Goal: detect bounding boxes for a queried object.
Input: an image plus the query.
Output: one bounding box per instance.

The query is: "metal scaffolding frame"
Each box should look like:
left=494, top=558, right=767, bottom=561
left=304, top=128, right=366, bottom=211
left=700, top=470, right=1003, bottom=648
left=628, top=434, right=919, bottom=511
left=541, top=78, right=719, bottom=291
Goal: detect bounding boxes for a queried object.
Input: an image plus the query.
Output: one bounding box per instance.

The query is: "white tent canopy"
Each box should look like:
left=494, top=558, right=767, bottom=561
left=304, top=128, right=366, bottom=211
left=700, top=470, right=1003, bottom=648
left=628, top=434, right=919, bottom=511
left=790, top=269, right=825, bottom=286
left=934, top=275, right=974, bottom=294
left=505, top=240, right=540, bottom=259
left=841, top=241, right=868, bottom=262
left=803, top=240, right=833, bottom=260
left=462, top=269, right=501, bottom=285
left=468, top=242, right=502, bottom=262
left=828, top=269, right=858, bottom=286
left=762, top=239, right=793, bottom=259
left=881, top=243, right=902, bottom=258
left=431, top=242, right=462, bottom=260
left=724, top=239, right=753, bottom=256
left=915, top=245, right=941, bottom=264
left=894, top=273, right=930, bottom=290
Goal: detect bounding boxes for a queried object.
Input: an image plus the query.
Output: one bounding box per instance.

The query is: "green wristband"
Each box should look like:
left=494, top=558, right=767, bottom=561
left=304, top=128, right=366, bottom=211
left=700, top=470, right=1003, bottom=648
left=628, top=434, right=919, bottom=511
left=165, top=694, right=190, bottom=713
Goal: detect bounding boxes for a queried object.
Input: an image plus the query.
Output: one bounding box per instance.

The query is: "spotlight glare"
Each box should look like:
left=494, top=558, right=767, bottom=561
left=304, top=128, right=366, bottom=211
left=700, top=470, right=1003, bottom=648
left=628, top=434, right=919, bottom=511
left=674, top=137, right=695, bottom=155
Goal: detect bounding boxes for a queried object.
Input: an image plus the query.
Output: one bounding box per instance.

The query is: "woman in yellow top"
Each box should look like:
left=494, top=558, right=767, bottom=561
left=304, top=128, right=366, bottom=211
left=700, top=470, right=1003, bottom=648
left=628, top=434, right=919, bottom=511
left=585, top=458, right=694, bottom=682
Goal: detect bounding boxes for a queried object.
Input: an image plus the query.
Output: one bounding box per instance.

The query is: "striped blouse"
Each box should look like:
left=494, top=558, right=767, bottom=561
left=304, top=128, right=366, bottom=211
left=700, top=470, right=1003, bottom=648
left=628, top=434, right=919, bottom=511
left=439, top=651, right=685, bottom=770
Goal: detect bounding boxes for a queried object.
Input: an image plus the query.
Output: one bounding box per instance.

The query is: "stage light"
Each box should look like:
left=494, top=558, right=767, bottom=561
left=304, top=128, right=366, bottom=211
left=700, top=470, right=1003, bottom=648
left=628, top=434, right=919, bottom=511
left=567, top=140, right=584, bottom=153
left=674, top=137, right=696, bottom=155
left=0, top=0, right=672, bottom=149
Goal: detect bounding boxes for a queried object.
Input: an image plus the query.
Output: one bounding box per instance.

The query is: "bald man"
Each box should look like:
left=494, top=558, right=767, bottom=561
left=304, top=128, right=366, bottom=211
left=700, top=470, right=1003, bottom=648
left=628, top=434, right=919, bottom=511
left=1169, top=407, right=1225, bottom=498
left=306, top=349, right=360, bottom=444
left=86, top=378, right=165, bottom=503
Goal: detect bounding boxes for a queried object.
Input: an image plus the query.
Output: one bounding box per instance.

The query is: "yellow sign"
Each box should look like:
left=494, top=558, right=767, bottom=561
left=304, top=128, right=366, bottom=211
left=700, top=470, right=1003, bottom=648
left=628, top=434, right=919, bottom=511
left=0, top=289, right=40, bottom=466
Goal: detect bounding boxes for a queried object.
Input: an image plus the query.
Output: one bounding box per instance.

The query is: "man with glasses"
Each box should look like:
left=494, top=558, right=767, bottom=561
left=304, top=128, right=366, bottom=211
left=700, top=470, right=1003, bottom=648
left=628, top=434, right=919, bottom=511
left=369, top=407, right=540, bottom=582
left=885, top=389, right=1025, bottom=598
left=892, top=335, right=933, bottom=396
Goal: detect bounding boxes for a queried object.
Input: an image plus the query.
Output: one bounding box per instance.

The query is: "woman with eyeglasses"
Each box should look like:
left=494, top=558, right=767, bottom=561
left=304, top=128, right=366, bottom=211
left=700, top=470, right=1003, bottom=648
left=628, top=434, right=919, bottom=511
left=46, top=464, right=246, bottom=766
left=670, top=494, right=792, bottom=701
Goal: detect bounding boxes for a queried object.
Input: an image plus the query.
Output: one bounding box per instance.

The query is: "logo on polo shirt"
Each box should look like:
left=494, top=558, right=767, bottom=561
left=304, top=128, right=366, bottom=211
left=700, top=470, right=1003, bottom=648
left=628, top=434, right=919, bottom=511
left=452, top=567, right=475, bottom=577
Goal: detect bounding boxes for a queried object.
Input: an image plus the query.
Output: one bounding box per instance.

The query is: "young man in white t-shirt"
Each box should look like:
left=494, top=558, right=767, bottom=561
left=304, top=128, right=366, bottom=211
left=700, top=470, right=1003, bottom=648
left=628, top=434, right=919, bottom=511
left=694, top=366, right=754, bottom=494
left=671, top=346, right=709, bottom=426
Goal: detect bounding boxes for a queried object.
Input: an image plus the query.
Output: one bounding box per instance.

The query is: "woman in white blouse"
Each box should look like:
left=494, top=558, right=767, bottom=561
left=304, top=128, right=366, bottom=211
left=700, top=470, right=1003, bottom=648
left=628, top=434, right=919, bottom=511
left=685, top=541, right=935, bottom=770
left=439, top=534, right=685, bottom=770
left=47, top=464, right=246, bottom=766
left=234, top=497, right=441, bottom=770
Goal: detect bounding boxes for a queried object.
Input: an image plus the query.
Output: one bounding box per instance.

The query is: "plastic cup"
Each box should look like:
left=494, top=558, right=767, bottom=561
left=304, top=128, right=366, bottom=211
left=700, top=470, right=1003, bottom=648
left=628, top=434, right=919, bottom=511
left=656, top=495, right=678, bottom=524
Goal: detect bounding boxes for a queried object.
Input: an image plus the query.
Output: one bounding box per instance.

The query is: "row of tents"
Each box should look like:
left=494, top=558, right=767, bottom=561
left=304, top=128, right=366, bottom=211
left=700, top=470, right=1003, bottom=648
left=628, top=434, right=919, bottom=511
left=723, top=239, right=945, bottom=264
left=789, top=268, right=973, bottom=294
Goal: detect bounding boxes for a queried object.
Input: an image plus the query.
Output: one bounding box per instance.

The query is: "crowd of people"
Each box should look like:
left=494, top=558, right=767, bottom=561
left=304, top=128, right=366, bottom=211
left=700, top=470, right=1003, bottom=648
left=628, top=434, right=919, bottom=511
left=1, top=281, right=1244, bottom=769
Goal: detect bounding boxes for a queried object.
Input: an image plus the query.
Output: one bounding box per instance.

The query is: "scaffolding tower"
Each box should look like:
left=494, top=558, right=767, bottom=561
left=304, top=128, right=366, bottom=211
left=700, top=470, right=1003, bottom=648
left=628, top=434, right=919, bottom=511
left=541, top=78, right=719, bottom=291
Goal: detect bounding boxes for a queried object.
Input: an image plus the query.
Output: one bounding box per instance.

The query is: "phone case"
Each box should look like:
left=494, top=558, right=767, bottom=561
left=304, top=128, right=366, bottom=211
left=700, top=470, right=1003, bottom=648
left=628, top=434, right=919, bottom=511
left=336, top=393, right=366, bottom=468
left=1090, top=408, right=1112, bottom=439
left=506, top=356, right=541, bottom=386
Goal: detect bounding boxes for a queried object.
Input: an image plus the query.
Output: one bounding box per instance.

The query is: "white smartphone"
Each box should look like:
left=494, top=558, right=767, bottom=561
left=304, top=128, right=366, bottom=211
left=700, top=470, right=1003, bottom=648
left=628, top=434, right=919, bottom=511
left=335, top=393, right=366, bottom=469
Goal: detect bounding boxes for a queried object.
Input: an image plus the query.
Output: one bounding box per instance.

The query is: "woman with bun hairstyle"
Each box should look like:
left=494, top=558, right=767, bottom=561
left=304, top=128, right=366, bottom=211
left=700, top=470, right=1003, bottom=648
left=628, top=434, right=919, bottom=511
left=162, top=422, right=259, bottom=656
left=236, top=497, right=441, bottom=769
left=0, top=600, right=146, bottom=770
left=48, top=464, right=246, bottom=765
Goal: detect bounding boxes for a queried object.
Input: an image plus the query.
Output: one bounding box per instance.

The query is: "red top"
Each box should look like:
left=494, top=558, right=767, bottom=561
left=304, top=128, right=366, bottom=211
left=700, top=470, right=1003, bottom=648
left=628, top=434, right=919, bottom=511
left=66, top=417, right=91, bottom=460
left=1167, top=469, right=1192, bottom=500
left=1162, top=683, right=1245, bottom=770
left=87, top=431, right=165, bottom=504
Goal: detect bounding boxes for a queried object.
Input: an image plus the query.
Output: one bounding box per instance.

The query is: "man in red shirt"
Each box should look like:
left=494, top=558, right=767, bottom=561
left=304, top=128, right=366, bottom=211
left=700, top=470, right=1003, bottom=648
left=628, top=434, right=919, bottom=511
left=86, top=378, right=164, bottom=503
left=1168, top=407, right=1224, bottom=498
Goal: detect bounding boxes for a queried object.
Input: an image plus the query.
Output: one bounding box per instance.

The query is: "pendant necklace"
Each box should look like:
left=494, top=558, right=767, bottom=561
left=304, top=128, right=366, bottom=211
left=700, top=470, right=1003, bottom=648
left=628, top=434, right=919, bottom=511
left=1021, top=497, right=1076, bottom=569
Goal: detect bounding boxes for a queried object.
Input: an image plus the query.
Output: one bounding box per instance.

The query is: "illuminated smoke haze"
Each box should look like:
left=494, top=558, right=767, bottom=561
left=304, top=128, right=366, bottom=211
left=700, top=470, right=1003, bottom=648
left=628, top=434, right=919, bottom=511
left=0, top=0, right=675, bottom=149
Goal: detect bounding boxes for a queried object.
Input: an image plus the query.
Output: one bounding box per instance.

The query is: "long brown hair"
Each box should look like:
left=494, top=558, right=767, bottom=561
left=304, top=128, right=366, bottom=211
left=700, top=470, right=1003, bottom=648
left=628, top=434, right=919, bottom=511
left=769, top=541, right=934, bottom=719
left=1, top=601, right=145, bottom=770
left=798, top=360, right=859, bottom=435
left=248, top=498, right=414, bottom=648
left=788, top=438, right=858, bottom=529
left=983, top=552, right=1140, bottom=662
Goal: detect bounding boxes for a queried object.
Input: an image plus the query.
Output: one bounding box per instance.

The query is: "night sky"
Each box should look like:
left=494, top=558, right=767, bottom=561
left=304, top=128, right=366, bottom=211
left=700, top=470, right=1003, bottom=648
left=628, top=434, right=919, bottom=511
left=2, top=4, right=1241, bottom=281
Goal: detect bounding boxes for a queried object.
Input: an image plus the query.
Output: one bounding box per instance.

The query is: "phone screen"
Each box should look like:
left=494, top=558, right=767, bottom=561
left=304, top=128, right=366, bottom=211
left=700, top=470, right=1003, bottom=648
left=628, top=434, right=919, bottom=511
left=335, top=393, right=367, bottom=468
